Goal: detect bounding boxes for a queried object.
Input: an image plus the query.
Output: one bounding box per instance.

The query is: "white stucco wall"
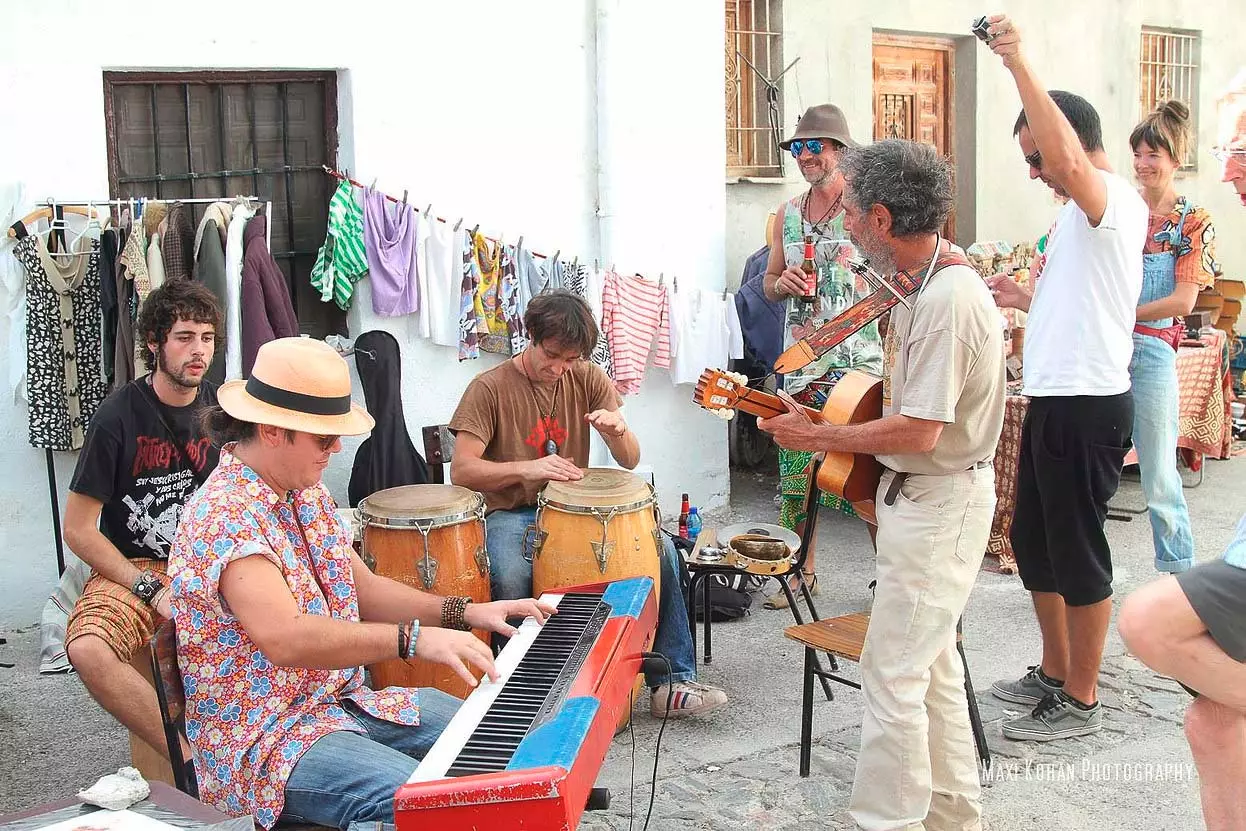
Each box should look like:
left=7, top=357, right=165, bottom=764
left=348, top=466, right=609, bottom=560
left=727, top=0, right=1246, bottom=286
left=0, top=0, right=728, bottom=626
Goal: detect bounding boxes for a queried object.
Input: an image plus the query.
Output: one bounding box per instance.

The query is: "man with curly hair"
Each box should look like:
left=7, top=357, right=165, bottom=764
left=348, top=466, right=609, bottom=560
left=63, top=279, right=222, bottom=785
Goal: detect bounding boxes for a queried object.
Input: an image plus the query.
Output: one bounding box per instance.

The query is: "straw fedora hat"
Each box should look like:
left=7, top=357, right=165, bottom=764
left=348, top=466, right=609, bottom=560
left=217, top=337, right=375, bottom=436
left=779, top=103, right=859, bottom=150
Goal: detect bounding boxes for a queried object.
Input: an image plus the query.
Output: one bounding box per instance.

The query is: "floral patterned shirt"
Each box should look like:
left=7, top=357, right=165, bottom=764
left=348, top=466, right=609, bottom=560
left=169, top=449, right=421, bottom=828
left=1142, top=196, right=1220, bottom=288
left=780, top=194, right=883, bottom=397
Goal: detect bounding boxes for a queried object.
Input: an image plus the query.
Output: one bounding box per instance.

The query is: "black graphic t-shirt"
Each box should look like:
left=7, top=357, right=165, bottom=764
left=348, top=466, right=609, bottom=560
left=69, top=378, right=220, bottom=560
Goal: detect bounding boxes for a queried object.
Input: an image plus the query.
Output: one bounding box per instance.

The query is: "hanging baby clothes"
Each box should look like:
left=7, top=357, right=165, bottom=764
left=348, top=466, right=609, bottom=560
left=12, top=226, right=107, bottom=450
left=424, top=219, right=460, bottom=348
left=562, top=262, right=614, bottom=379
left=147, top=232, right=166, bottom=291
left=311, top=180, right=369, bottom=311
left=508, top=244, right=546, bottom=353
left=363, top=188, right=420, bottom=317
left=457, top=229, right=482, bottom=360
left=601, top=271, right=670, bottom=395
left=413, top=211, right=432, bottom=339
left=474, top=232, right=509, bottom=354
left=224, top=202, right=255, bottom=380
left=668, top=288, right=745, bottom=385
left=162, top=202, right=195, bottom=281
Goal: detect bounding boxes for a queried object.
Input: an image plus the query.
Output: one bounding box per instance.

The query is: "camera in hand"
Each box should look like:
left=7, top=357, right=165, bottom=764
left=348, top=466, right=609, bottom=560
left=971, top=16, right=992, bottom=42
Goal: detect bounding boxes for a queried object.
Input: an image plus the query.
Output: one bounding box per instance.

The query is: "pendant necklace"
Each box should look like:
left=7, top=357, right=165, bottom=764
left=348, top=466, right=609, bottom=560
left=521, top=350, right=563, bottom=457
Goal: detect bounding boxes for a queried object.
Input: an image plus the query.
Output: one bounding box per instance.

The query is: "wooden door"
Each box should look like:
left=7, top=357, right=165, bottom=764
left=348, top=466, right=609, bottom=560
left=872, top=40, right=955, bottom=240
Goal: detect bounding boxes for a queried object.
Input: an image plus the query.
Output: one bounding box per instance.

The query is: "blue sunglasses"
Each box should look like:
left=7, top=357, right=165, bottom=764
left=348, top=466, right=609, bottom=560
left=789, top=139, right=827, bottom=158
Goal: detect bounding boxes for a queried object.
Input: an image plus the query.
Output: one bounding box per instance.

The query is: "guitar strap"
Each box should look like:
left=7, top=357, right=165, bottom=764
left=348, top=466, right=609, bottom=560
left=774, top=249, right=972, bottom=374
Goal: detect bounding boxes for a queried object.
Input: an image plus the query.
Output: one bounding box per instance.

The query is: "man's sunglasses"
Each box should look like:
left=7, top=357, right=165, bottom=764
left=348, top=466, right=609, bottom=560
left=1024, top=149, right=1043, bottom=170
left=310, top=433, right=339, bottom=451
left=789, top=139, right=829, bottom=158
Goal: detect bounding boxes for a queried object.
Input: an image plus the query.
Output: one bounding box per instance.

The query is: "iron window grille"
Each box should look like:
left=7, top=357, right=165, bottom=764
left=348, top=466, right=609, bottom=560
left=726, top=0, right=785, bottom=177
left=1139, top=27, right=1200, bottom=171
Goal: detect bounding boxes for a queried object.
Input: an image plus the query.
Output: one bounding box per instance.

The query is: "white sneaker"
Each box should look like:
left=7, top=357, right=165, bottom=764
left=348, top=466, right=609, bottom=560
left=650, top=681, right=728, bottom=718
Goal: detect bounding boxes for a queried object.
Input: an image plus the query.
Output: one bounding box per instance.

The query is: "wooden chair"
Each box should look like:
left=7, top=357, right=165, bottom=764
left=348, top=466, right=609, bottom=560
left=422, top=425, right=456, bottom=484
left=784, top=613, right=991, bottom=778
left=684, top=457, right=835, bottom=700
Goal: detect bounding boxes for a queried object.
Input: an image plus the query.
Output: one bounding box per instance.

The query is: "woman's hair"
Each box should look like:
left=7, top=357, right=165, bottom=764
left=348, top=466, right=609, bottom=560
left=1129, top=100, right=1192, bottom=164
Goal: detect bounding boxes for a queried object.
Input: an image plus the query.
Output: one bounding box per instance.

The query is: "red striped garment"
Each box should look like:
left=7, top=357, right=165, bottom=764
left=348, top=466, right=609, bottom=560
left=601, top=271, right=671, bottom=395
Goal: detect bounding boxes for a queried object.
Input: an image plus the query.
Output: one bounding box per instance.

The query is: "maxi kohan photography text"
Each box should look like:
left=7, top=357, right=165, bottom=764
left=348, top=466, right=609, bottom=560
left=983, top=758, right=1198, bottom=784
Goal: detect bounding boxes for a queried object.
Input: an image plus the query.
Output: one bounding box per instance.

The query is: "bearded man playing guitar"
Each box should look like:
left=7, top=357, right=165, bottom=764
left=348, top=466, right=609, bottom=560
left=758, top=139, right=1005, bottom=831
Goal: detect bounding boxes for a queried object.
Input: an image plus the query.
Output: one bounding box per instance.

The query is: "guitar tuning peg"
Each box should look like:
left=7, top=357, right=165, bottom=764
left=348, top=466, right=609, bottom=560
left=723, top=409, right=736, bottom=421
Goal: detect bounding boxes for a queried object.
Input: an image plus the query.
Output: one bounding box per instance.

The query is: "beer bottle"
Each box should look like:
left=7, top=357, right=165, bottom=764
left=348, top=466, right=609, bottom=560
left=679, top=493, right=690, bottom=539
left=800, top=235, right=818, bottom=304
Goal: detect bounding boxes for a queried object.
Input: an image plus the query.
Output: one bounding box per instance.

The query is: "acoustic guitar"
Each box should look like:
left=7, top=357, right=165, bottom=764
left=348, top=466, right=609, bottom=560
left=693, top=368, right=884, bottom=505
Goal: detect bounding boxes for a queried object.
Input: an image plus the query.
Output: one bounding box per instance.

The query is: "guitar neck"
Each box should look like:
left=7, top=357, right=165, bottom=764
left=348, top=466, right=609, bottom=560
left=729, top=388, right=826, bottom=424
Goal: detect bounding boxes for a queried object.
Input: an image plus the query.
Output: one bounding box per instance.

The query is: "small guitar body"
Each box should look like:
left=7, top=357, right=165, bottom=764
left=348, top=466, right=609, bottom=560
left=693, top=368, right=883, bottom=506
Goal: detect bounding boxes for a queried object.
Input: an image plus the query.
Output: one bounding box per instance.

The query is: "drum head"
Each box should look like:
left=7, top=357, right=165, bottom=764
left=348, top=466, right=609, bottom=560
left=359, top=484, right=479, bottom=523
left=543, top=467, right=651, bottom=507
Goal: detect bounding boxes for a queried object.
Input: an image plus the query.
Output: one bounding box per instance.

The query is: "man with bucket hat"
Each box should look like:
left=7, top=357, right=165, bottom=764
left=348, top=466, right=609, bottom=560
left=169, top=337, right=555, bottom=831
left=762, top=104, right=883, bottom=607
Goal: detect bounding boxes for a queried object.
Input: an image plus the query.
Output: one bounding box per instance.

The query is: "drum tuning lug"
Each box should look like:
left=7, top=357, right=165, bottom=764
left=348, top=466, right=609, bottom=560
left=590, top=540, right=615, bottom=573
left=361, top=548, right=377, bottom=573
left=475, top=545, right=490, bottom=577
left=417, top=554, right=439, bottom=590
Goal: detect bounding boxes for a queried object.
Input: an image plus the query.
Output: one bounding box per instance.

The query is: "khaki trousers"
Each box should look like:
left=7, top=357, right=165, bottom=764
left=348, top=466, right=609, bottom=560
left=849, top=468, right=995, bottom=831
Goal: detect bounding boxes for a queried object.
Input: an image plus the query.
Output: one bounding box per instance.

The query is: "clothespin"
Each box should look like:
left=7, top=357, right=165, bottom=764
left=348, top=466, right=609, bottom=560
left=658, top=273, right=665, bottom=288
left=673, top=275, right=679, bottom=292
left=517, top=235, right=524, bottom=251
left=369, top=177, right=378, bottom=191
left=424, top=203, right=433, bottom=218
left=401, top=189, right=408, bottom=205
left=594, top=258, right=600, bottom=271
left=723, top=286, right=729, bottom=300
left=471, top=223, right=480, bottom=238
left=454, top=217, right=463, bottom=231
left=610, top=262, right=616, bottom=274
left=553, top=249, right=560, bottom=261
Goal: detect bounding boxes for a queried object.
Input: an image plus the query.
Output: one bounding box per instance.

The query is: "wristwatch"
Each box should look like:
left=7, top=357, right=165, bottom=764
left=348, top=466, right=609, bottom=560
left=132, top=570, right=163, bottom=605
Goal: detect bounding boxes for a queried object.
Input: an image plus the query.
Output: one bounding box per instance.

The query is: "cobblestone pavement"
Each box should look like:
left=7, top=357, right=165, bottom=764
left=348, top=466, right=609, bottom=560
left=3, top=461, right=1241, bottom=829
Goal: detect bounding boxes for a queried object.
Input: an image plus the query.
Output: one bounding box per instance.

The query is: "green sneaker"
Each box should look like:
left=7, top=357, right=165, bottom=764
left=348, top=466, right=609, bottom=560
left=991, top=665, right=1062, bottom=706
left=1001, top=691, right=1102, bottom=742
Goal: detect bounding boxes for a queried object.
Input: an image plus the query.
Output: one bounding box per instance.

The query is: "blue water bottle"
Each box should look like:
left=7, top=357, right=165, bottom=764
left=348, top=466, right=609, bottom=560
left=686, top=507, right=703, bottom=540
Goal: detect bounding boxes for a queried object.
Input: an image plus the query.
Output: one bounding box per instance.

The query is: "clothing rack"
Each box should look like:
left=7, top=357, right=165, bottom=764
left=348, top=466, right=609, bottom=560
left=21, top=195, right=266, bottom=577
left=30, top=196, right=271, bottom=254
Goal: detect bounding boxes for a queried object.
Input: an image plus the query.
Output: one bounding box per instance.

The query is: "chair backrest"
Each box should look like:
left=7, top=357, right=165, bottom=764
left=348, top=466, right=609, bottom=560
left=149, top=621, right=193, bottom=794
left=791, top=456, right=826, bottom=575
left=421, top=425, right=457, bottom=484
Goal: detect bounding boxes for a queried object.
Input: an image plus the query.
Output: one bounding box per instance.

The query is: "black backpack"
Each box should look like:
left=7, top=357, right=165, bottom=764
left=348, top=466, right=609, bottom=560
left=691, top=573, right=754, bottom=622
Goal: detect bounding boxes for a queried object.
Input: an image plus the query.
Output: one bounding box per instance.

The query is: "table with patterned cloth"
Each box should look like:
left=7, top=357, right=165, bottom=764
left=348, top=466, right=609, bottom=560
left=987, top=328, right=1235, bottom=574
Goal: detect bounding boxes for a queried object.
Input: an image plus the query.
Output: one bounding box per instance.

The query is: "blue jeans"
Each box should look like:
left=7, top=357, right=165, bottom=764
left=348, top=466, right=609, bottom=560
left=485, top=506, right=697, bottom=687
left=279, top=692, right=460, bottom=831
left=1129, top=332, right=1195, bottom=573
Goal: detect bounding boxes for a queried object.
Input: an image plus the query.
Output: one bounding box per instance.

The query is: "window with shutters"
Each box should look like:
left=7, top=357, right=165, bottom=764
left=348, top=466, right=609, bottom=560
left=102, top=71, right=344, bottom=336
left=1139, top=27, right=1200, bottom=170
left=726, top=0, right=784, bottom=178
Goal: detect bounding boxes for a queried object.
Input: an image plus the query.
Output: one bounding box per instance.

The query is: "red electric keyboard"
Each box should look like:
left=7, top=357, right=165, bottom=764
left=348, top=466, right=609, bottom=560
left=395, top=576, right=657, bottom=831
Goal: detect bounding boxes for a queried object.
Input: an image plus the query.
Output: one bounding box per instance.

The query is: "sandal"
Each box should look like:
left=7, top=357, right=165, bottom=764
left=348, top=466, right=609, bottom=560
left=763, top=572, right=819, bottom=610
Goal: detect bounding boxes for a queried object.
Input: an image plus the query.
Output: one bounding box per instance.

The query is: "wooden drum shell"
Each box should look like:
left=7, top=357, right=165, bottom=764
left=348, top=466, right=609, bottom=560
left=358, top=485, right=491, bottom=699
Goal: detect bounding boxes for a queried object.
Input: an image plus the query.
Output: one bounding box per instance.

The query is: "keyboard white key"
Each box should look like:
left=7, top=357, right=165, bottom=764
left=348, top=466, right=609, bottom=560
left=408, top=592, right=565, bottom=783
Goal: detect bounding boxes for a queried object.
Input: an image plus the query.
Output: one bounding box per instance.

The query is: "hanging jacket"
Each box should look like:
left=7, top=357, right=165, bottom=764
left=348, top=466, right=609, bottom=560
left=348, top=330, right=430, bottom=506
left=240, top=215, right=300, bottom=376
left=196, top=219, right=229, bottom=386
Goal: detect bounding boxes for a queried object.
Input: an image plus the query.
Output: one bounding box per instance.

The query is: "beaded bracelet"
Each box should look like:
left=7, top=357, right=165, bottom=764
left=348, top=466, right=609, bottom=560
left=397, top=620, right=421, bottom=660
left=440, top=596, right=473, bottom=631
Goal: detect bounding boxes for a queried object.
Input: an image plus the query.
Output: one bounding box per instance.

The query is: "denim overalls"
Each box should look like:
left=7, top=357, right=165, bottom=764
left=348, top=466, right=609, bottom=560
left=1129, top=199, right=1195, bottom=573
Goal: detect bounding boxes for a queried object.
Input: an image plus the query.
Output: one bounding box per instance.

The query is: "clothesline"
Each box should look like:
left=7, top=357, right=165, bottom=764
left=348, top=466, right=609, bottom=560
left=321, top=165, right=696, bottom=292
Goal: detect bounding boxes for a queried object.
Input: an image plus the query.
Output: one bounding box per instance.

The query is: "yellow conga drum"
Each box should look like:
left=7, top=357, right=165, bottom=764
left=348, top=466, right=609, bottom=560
left=358, top=485, right=491, bottom=699
left=532, top=468, right=662, bottom=729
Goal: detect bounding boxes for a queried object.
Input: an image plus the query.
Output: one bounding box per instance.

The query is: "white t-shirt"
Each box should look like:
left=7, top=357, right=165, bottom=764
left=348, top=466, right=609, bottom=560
left=1022, top=169, right=1146, bottom=397
left=668, top=288, right=744, bottom=384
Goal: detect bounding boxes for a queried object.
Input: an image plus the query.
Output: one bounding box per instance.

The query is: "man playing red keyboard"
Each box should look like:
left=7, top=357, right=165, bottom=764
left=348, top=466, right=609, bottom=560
left=169, top=337, right=553, bottom=831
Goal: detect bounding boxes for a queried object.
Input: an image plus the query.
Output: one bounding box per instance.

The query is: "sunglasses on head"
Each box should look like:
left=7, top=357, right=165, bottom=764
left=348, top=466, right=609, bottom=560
left=1211, top=145, right=1246, bottom=164
left=1024, top=149, right=1043, bottom=170
left=789, top=139, right=828, bottom=158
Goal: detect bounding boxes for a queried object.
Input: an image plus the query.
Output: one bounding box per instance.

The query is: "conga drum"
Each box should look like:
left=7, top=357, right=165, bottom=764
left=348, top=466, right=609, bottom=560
left=358, top=485, right=491, bottom=699
left=532, top=469, right=662, bottom=729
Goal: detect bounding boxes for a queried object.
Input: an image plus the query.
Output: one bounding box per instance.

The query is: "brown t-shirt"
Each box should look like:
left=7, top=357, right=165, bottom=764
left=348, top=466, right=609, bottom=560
left=449, top=359, right=622, bottom=512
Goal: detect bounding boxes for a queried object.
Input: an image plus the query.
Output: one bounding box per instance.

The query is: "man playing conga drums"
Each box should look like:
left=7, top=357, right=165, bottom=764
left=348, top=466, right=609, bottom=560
left=169, top=337, right=554, bottom=830
left=450, top=290, right=728, bottom=719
